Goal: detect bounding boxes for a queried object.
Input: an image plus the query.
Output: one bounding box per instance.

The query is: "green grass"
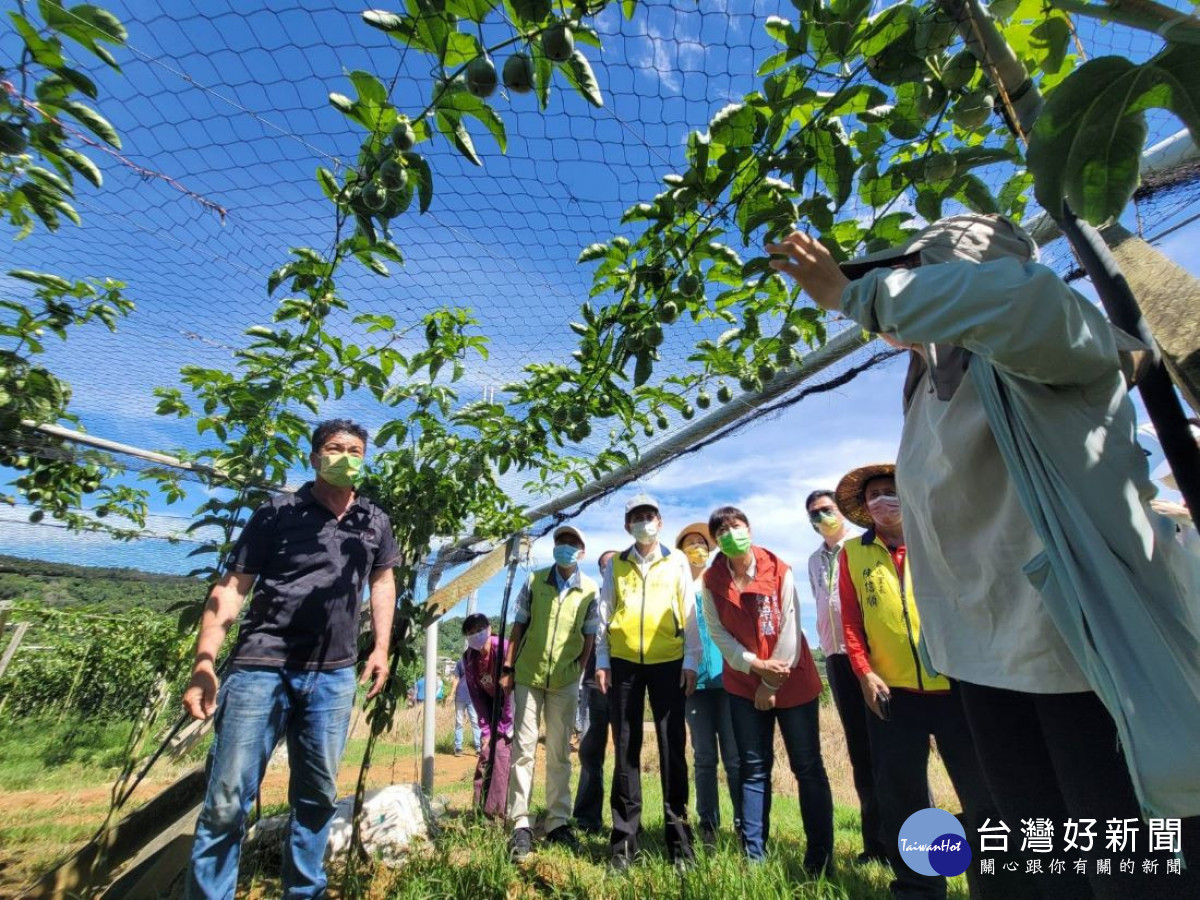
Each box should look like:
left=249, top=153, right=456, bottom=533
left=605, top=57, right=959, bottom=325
left=0, top=715, right=136, bottom=791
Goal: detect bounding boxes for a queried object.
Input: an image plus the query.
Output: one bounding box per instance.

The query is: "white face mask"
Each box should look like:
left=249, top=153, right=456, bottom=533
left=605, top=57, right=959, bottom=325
left=630, top=519, right=659, bottom=543
left=867, top=494, right=902, bottom=528
left=466, top=630, right=490, bottom=652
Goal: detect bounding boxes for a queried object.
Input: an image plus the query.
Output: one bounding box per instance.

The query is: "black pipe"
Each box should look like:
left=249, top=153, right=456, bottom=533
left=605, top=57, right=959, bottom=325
left=1059, top=204, right=1200, bottom=531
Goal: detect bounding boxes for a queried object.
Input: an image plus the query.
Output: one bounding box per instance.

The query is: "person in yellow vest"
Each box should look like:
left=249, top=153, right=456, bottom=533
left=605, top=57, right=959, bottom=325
left=595, top=493, right=701, bottom=871
left=500, top=524, right=599, bottom=861
left=836, top=464, right=1004, bottom=900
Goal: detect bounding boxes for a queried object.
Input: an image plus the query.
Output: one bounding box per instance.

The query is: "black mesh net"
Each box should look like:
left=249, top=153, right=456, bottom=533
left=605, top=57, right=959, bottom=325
left=2, top=0, right=1197, bottom=570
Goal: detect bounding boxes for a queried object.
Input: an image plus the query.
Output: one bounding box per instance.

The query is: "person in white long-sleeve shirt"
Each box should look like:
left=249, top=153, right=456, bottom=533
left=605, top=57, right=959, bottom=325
left=594, top=493, right=701, bottom=870
left=805, top=489, right=886, bottom=864
left=699, top=504, right=833, bottom=871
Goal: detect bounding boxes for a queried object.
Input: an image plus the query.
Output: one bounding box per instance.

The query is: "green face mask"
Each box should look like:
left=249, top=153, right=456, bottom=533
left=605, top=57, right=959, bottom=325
left=318, top=452, right=363, bottom=488
left=718, top=526, right=752, bottom=557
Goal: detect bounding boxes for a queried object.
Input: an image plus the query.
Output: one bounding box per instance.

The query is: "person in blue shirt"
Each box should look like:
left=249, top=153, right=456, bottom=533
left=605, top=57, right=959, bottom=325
left=409, top=676, right=444, bottom=706
left=451, top=657, right=480, bottom=756
left=676, top=523, right=742, bottom=849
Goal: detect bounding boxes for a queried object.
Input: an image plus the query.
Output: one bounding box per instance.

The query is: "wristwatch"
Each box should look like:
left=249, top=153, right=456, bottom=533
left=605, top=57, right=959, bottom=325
left=501, top=665, right=515, bottom=675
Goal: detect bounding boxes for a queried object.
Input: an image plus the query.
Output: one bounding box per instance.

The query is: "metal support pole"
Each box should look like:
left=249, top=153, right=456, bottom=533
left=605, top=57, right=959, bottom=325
left=0, top=622, right=30, bottom=681
left=420, top=616, right=439, bottom=795
left=465, top=591, right=477, bottom=616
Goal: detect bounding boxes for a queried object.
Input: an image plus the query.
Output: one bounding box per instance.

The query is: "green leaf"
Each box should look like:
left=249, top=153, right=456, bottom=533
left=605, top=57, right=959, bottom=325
left=1028, top=45, right=1199, bottom=224
left=361, top=9, right=406, bottom=31
left=316, top=166, right=339, bottom=201
left=529, top=40, right=553, bottom=111
left=578, top=243, right=609, bottom=263
left=57, top=148, right=102, bottom=187
left=57, top=99, right=120, bottom=148
left=710, top=103, right=759, bottom=148
left=998, top=170, right=1034, bottom=220
left=819, top=84, right=886, bottom=118
left=10, top=12, right=65, bottom=69
left=855, top=3, right=916, bottom=59
left=402, top=151, right=434, bottom=213
left=506, top=0, right=552, bottom=26
left=954, top=173, right=999, bottom=214
left=1029, top=16, right=1071, bottom=76
left=446, top=0, right=493, bottom=23
left=436, top=112, right=482, bottom=166
left=437, top=92, right=506, bottom=153
left=47, top=4, right=127, bottom=42
left=803, top=120, right=857, bottom=210
left=8, top=269, right=74, bottom=291
left=561, top=50, right=604, bottom=108
left=35, top=67, right=99, bottom=101
left=348, top=70, right=389, bottom=109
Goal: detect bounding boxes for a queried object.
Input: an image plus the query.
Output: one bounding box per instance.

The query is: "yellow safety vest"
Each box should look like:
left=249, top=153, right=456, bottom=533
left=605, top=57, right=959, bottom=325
left=513, top=567, right=597, bottom=691
left=842, top=533, right=948, bottom=692
left=607, top=548, right=685, bottom=665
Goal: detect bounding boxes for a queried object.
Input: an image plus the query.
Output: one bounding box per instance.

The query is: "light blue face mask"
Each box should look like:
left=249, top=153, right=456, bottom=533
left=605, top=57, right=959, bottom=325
left=553, top=544, right=581, bottom=567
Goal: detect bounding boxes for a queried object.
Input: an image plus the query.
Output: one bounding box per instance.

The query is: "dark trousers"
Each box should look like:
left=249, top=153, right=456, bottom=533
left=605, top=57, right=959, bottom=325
left=572, top=684, right=609, bottom=831
left=826, top=653, right=888, bottom=860
left=608, top=656, right=693, bottom=861
left=866, top=686, right=1009, bottom=900
left=959, top=680, right=1200, bottom=900
left=728, top=693, right=834, bottom=870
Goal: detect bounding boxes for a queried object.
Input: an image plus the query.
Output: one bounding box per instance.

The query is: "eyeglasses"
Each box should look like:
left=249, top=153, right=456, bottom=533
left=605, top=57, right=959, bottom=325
left=808, top=507, right=838, bottom=523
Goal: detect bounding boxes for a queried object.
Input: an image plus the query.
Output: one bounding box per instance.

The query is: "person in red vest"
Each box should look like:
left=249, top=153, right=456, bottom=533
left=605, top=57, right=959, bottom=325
left=700, top=505, right=834, bottom=872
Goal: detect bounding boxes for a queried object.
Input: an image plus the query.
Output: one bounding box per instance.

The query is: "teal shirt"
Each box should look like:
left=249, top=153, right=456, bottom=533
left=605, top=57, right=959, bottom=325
left=692, top=584, right=725, bottom=690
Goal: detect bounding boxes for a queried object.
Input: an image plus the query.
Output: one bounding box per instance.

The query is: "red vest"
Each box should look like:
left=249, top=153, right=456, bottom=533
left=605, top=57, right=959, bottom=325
left=703, top=546, right=821, bottom=708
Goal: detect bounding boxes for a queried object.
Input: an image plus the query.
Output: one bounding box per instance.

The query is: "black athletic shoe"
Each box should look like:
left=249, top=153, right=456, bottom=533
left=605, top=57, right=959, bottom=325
left=699, top=822, right=718, bottom=851
left=509, top=827, right=534, bottom=861
left=545, top=825, right=581, bottom=852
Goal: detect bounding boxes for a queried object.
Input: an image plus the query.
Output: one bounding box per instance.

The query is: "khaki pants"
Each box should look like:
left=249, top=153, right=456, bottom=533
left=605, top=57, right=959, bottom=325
left=507, top=681, right=579, bottom=832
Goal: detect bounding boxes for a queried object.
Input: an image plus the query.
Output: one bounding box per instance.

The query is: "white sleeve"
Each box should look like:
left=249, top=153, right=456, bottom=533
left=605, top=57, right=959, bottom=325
left=595, top=567, right=614, bottom=670
left=701, top=586, right=757, bottom=673
left=681, top=566, right=701, bottom=673
left=769, top=569, right=800, bottom=667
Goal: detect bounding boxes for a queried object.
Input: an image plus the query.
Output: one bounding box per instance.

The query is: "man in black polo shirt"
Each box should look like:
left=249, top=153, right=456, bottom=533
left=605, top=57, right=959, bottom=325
left=183, top=419, right=398, bottom=900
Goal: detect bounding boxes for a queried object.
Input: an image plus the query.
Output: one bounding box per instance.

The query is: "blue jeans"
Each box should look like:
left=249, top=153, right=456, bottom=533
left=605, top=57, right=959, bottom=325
left=187, top=666, right=357, bottom=900
left=685, top=687, right=742, bottom=833
left=728, top=694, right=834, bottom=870
left=454, top=699, right=480, bottom=752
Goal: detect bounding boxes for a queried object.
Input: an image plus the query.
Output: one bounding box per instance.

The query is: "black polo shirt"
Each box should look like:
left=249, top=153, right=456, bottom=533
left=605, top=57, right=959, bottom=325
left=227, top=483, right=399, bottom=671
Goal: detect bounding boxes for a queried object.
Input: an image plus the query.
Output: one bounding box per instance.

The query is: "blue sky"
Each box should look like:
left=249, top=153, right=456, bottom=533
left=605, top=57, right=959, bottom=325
left=2, top=0, right=1197, bottom=639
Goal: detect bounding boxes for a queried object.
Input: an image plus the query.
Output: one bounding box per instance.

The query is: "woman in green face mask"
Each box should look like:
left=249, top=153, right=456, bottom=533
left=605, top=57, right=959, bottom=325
left=699, top=506, right=834, bottom=872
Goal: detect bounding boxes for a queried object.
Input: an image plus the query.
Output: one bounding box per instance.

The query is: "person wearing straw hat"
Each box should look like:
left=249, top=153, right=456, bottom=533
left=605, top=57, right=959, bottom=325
left=804, top=488, right=886, bottom=866
left=768, top=214, right=1200, bottom=897
left=836, top=464, right=999, bottom=900
left=699, top=505, right=834, bottom=872
left=595, top=492, right=701, bottom=870
left=500, top=523, right=599, bottom=860
left=675, top=521, right=742, bottom=849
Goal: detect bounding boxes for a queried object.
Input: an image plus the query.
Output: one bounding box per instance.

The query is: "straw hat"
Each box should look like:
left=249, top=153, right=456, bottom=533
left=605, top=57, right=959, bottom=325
left=835, top=463, right=897, bottom=529
left=674, top=522, right=712, bottom=551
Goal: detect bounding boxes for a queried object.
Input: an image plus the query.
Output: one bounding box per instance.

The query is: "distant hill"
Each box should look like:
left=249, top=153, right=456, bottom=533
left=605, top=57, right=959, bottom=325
left=0, top=554, right=204, bottom=615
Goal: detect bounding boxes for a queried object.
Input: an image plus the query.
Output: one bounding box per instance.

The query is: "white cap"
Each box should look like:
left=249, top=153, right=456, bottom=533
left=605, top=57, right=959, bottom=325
left=624, top=493, right=660, bottom=517
left=552, top=524, right=587, bottom=548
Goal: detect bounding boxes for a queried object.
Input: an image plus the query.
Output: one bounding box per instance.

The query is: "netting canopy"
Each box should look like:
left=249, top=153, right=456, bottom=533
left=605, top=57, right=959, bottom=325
left=3, top=0, right=1198, bottom=562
